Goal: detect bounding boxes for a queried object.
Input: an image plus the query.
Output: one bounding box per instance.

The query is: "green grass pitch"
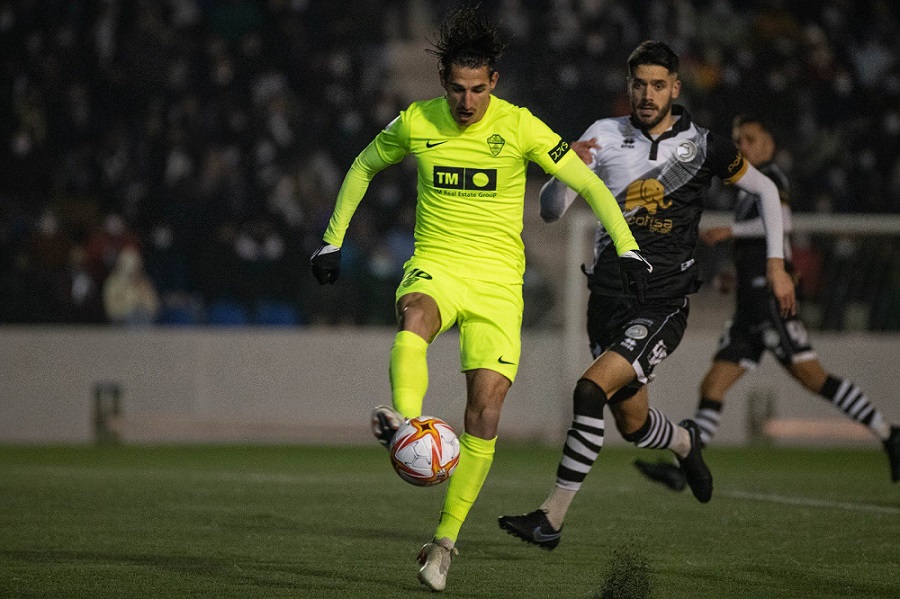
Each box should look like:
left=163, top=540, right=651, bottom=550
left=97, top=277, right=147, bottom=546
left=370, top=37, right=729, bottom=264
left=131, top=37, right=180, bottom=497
left=1, top=444, right=898, bottom=598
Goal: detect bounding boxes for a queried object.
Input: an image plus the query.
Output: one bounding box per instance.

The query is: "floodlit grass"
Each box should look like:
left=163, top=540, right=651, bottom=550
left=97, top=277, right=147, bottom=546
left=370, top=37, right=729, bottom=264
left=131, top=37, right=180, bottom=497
left=1, top=444, right=898, bottom=598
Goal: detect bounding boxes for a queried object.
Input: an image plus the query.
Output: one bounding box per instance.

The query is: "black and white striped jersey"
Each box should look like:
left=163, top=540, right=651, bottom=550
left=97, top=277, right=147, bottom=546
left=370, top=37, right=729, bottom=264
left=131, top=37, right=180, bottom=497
left=554, top=105, right=746, bottom=299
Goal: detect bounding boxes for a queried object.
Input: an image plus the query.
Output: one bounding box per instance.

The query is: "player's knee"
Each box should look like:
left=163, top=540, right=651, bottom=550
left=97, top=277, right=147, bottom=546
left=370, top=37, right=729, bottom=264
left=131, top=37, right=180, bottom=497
left=397, top=300, right=440, bottom=340
left=699, top=371, right=730, bottom=401
left=608, top=383, right=640, bottom=406
left=788, top=360, right=828, bottom=394
left=573, top=378, right=607, bottom=419
left=620, top=410, right=652, bottom=444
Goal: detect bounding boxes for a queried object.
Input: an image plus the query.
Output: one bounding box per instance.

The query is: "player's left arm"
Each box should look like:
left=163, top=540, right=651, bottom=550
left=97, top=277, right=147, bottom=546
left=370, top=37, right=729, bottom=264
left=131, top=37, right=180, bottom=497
left=733, top=164, right=795, bottom=316
left=538, top=137, right=599, bottom=223
left=554, top=153, right=654, bottom=302
left=522, top=111, right=637, bottom=255
left=551, top=153, right=637, bottom=254
left=525, top=111, right=649, bottom=299
left=702, top=203, right=792, bottom=245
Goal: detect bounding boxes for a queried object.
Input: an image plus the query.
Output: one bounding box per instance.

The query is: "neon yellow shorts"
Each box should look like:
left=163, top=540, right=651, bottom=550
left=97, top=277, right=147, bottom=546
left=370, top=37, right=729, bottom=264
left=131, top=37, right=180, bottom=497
left=396, top=259, right=523, bottom=382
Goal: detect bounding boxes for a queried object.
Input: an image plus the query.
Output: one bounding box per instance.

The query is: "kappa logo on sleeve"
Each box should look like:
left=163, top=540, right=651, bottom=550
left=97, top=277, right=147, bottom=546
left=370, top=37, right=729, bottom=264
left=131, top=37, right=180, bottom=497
left=548, top=139, right=570, bottom=163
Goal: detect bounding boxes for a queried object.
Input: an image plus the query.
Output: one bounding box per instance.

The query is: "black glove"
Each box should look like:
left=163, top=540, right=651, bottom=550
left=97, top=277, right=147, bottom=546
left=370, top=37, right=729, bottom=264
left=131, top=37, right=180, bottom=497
left=619, top=250, right=653, bottom=303
left=310, top=243, right=341, bottom=285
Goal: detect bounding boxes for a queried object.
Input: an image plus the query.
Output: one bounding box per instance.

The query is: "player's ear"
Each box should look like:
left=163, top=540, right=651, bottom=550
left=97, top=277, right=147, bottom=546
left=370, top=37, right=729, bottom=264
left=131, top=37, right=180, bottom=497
left=671, top=77, right=681, bottom=99
left=489, top=70, right=499, bottom=90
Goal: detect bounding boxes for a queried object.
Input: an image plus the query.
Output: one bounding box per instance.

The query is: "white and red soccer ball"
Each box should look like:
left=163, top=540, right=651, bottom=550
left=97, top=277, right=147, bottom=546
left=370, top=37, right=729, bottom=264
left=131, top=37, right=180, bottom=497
left=389, top=416, right=460, bottom=486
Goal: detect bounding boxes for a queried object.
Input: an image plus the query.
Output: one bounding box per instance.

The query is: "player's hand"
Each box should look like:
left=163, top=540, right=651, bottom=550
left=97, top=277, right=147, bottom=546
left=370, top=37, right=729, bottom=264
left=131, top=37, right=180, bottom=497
left=766, top=258, right=796, bottom=317
left=571, top=138, right=600, bottom=164
left=310, top=243, right=341, bottom=285
left=713, top=271, right=735, bottom=295
left=619, top=250, right=653, bottom=304
left=699, top=226, right=732, bottom=246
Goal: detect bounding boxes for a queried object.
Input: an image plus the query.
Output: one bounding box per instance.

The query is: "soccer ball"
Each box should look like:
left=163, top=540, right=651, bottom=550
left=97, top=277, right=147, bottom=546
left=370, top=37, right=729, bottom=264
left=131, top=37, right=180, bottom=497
left=389, top=416, right=460, bottom=486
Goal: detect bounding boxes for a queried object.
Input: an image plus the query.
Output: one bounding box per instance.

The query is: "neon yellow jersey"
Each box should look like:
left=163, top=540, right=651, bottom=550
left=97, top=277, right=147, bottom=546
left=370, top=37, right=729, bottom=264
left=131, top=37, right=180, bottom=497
left=324, top=95, right=580, bottom=283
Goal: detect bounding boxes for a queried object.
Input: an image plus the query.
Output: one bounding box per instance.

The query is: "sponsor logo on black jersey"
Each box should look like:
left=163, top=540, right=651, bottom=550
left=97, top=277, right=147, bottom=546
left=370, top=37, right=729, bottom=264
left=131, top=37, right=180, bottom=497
left=433, top=166, right=497, bottom=191
left=548, top=139, right=570, bottom=163
left=727, top=153, right=744, bottom=177
left=625, top=178, right=673, bottom=233
left=487, top=134, right=505, bottom=156
left=625, top=179, right=672, bottom=215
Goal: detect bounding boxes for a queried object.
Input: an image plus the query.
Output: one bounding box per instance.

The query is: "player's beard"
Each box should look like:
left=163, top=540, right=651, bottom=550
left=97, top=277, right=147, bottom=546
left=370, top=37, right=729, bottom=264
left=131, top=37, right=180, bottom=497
left=633, top=97, right=673, bottom=131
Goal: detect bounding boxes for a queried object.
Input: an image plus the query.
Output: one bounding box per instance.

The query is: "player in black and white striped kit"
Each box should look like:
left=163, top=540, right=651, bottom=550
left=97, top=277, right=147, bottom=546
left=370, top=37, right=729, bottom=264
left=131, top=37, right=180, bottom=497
left=498, top=41, right=796, bottom=550
left=635, top=114, right=900, bottom=491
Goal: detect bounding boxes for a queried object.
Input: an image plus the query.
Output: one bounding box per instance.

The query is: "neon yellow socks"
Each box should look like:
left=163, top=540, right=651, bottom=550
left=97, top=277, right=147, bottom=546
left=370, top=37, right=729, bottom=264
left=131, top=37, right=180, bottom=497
left=434, top=433, right=496, bottom=543
left=389, top=330, right=429, bottom=419
left=391, top=331, right=497, bottom=544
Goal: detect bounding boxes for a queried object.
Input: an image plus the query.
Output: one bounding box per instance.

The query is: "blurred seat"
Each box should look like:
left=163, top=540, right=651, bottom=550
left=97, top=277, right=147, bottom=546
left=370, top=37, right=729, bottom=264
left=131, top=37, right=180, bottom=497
left=253, top=300, right=302, bottom=326
left=206, top=299, right=249, bottom=325
left=157, top=304, right=199, bottom=326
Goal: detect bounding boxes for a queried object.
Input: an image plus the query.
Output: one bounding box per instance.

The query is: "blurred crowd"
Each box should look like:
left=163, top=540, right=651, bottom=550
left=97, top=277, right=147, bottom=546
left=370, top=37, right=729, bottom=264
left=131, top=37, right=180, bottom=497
left=1, top=0, right=899, bottom=328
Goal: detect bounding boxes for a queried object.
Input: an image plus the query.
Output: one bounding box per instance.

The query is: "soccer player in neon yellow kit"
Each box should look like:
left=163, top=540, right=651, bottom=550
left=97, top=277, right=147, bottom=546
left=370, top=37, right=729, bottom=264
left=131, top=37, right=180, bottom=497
left=309, top=5, right=650, bottom=592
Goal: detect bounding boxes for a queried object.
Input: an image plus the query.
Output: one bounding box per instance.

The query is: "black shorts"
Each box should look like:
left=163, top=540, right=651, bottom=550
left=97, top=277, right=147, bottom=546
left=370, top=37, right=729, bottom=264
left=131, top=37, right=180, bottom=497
left=586, top=294, right=690, bottom=385
left=714, top=284, right=816, bottom=369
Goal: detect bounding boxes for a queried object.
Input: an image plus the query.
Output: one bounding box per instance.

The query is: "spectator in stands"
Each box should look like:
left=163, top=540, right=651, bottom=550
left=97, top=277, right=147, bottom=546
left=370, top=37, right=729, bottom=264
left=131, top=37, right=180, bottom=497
left=103, top=247, right=160, bottom=326
left=84, top=214, right=141, bottom=286
left=1, top=1, right=899, bottom=325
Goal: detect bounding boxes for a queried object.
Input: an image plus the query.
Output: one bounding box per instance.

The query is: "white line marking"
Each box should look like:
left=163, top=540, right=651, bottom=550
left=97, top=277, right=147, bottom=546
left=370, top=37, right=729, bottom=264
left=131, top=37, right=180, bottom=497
left=721, top=490, right=900, bottom=515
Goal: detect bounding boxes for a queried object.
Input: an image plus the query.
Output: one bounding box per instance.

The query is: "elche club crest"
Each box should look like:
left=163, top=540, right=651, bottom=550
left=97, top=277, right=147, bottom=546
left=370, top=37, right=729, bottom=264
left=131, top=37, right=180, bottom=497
left=487, top=134, right=505, bottom=156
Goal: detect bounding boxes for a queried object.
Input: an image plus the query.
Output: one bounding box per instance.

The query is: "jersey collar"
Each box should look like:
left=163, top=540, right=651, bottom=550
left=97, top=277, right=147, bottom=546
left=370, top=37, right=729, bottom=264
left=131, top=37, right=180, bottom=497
left=442, top=94, right=497, bottom=133
left=630, top=104, right=692, bottom=142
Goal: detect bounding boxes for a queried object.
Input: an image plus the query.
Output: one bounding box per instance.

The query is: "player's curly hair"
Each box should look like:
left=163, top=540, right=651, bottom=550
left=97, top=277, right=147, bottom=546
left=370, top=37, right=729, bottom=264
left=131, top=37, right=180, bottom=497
left=426, top=3, right=507, bottom=75
left=627, top=40, right=679, bottom=77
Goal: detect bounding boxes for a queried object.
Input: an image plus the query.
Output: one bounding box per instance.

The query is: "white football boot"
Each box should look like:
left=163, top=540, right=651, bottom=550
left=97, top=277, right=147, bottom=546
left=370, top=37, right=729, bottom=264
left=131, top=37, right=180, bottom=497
left=417, top=537, right=458, bottom=592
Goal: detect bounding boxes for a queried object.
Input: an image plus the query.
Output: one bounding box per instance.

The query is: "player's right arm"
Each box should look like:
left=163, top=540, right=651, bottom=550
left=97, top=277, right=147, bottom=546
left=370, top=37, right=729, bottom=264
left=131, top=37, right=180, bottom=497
left=310, top=113, right=409, bottom=284
left=323, top=116, right=408, bottom=248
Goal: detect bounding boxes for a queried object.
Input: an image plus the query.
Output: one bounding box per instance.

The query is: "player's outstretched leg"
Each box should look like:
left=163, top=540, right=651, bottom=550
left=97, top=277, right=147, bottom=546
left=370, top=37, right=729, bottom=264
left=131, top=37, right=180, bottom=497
left=417, top=537, right=458, bottom=592
left=498, top=379, right=606, bottom=550
left=677, top=419, right=713, bottom=503
left=371, top=405, right=403, bottom=448
left=497, top=509, right=561, bottom=550
left=634, top=459, right=686, bottom=491
left=885, top=425, right=900, bottom=482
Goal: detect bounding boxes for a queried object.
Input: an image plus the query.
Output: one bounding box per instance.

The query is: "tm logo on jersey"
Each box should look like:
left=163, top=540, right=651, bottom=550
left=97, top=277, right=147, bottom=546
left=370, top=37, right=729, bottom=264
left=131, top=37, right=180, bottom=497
left=434, top=166, right=497, bottom=191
